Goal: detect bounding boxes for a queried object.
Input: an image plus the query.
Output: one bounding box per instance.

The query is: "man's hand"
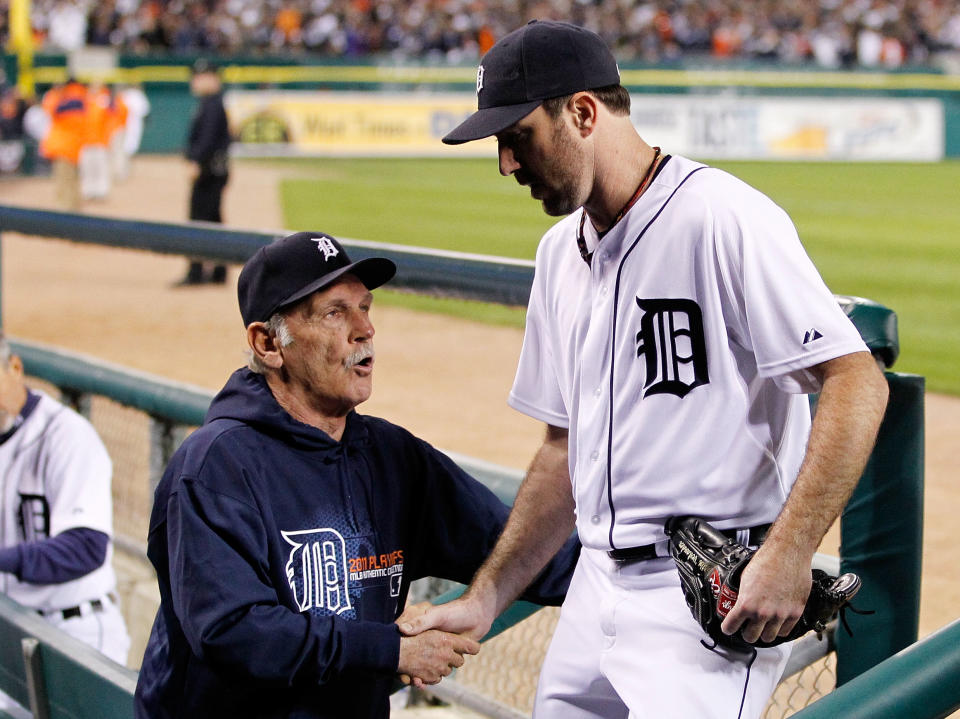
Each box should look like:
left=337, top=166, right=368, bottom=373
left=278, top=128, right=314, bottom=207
left=720, top=542, right=812, bottom=644
left=396, top=629, right=479, bottom=687
left=399, top=592, right=494, bottom=643
left=396, top=595, right=494, bottom=689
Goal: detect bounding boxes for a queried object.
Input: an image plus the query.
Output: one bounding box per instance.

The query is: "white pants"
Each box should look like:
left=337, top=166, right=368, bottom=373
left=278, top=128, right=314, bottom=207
left=0, top=595, right=130, bottom=717
left=533, top=549, right=791, bottom=719
left=45, top=594, right=131, bottom=665
left=79, top=144, right=111, bottom=199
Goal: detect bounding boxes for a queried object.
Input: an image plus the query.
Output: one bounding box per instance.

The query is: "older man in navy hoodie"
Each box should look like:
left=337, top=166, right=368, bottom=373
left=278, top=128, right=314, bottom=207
left=134, top=231, right=577, bottom=718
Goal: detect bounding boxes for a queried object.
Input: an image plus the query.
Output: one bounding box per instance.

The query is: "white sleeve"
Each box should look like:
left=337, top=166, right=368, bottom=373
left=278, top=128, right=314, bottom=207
left=718, top=192, right=868, bottom=394
left=508, top=261, right=569, bottom=428
left=43, top=411, right=115, bottom=537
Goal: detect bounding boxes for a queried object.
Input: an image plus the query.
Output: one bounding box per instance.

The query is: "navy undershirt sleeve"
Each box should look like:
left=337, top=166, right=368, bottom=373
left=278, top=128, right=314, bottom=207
left=0, top=528, right=109, bottom=584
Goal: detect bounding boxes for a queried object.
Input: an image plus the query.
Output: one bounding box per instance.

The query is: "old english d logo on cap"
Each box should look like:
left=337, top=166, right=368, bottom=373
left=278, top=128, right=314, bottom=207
left=443, top=20, right=621, bottom=145
left=238, top=231, right=396, bottom=326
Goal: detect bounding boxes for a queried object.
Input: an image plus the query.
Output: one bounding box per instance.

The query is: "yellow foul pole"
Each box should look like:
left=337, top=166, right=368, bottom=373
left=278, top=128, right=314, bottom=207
left=9, top=0, right=36, bottom=99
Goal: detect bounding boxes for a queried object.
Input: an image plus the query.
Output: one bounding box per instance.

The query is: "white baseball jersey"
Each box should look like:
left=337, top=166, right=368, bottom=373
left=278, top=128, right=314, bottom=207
left=509, top=155, right=868, bottom=553
left=0, top=390, right=119, bottom=610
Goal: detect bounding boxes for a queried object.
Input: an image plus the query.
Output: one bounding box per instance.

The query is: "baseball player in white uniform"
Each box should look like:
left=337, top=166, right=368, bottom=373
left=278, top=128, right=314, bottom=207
left=0, top=332, right=129, bottom=715
left=399, top=20, right=889, bottom=718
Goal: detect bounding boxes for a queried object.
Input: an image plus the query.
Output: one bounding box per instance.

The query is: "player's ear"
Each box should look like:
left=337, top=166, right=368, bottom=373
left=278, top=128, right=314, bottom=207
left=247, top=322, right=284, bottom=369
left=569, top=93, right=598, bottom=137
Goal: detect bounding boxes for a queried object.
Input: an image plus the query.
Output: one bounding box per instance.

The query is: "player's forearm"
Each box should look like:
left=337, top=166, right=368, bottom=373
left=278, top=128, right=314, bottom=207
left=766, top=351, right=888, bottom=555
left=466, top=425, right=575, bottom=617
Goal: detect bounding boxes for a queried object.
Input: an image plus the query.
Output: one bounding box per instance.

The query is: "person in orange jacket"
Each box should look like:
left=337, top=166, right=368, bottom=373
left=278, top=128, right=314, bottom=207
left=40, top=78, right=88, bottom=210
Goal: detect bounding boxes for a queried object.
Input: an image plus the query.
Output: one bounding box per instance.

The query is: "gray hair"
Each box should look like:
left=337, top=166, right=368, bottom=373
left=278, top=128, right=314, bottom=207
left=246, top=313, right=293, bottom=374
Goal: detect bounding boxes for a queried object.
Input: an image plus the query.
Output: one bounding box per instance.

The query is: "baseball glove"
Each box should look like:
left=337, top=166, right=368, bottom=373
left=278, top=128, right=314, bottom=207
left=664, top=516, right=862, bottom=651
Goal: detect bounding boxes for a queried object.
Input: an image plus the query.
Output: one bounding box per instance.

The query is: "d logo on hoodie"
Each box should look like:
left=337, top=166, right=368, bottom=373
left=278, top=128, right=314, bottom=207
left=282, top=528, right=353, bottom=615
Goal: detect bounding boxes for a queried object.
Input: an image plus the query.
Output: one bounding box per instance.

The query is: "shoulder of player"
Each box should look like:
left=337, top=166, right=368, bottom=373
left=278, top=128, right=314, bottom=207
left=653, top=157, right=789, bottom=231
left=21, top=391, right=103, bottom=445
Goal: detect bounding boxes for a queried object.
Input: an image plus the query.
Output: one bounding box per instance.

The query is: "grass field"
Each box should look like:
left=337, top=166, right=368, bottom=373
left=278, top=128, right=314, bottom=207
left=275, top=157, right=960, bottom=395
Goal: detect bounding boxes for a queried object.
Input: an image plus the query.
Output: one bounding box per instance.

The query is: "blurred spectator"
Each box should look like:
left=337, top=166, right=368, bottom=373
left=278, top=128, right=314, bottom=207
left=0, top=85, right=28, bottom=174
left=3, top=0, right=960, bottom=67
left=78, top=81, right=112, bottom=201
left=46, top=0, right=89, bottom=52
left=104, top=85, right=128, bottom=181
left=117, top=83, right=150, bottom=179
left=40, top=77, right=88, bottom=211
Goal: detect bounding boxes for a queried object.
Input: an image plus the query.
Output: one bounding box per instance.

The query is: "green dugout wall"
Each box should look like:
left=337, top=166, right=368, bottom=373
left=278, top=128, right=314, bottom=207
left=4, top=53, right=960, bottom=156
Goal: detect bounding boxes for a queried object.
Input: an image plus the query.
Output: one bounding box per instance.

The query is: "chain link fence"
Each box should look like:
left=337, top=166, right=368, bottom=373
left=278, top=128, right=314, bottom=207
left=25, top=374, right=837, bottom=713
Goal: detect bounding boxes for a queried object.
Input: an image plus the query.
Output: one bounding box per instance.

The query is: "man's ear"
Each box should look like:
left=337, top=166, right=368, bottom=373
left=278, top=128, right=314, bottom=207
left=247, top=323, right=284, bottom=369
left=569, top=92, right=598, bottom=136
left=8, top=355, right=24, bottom=379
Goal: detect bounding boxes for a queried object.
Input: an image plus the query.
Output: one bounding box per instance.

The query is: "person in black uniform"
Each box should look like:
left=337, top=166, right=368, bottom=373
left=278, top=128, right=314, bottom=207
left=178, top=58, right=231, bottom=285
left=135, top=231, right=578, bottom=718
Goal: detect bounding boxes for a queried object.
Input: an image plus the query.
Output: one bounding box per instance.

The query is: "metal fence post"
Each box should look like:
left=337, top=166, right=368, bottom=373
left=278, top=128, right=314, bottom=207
left=21, top=638, right=50, bottom=719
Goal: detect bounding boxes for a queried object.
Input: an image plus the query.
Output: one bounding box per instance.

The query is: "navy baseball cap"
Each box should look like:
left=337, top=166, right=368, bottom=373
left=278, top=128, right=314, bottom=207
left=238, top=231, right=396, bottom=326
left=443, top=20, right=621, bottom=145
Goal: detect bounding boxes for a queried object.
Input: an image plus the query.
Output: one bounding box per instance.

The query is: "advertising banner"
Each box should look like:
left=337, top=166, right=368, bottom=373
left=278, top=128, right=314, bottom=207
left=631, top=95, right=944, bottom=161
left=224, top=91, right=944, bottom=161
left=225, top=91, right=493, bottom=156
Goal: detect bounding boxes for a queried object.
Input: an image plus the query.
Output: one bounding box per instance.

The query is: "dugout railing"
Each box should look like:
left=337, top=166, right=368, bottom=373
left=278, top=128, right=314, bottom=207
left=0, top=205, right=949, bottom=718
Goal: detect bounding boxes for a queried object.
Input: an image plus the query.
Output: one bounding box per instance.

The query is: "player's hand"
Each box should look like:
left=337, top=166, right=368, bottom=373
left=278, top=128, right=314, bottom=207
left=396, top=630, right=480, bottom=687
left=721, top=543, right=812, bottom=644
left=396, top=601, right=432, bottom=628
left=398, top=593, right=494, bottom=642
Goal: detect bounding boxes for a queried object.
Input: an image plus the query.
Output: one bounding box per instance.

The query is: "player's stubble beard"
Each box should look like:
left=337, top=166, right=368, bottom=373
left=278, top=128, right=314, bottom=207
left=525, top=118, right=589, bottom=217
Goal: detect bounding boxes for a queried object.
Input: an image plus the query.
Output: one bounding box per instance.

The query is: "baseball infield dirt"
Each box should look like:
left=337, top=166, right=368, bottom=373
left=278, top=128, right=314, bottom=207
left=2, top=154, right=956, bottom=660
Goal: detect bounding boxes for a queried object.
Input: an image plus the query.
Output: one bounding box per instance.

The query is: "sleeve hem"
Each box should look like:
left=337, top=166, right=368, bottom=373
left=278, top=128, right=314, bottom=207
left=757, top=341, right=869, bottom=379
left=507, top=394, right=569, bottom=428
left=339, top=620, right=402, bottom=674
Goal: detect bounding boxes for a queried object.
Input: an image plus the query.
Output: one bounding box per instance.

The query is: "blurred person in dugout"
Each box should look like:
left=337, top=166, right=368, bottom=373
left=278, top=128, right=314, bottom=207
left=0, top=331, right=130, bottom=718
left=40, top=77, right=88, bottom=211
left=79, top=82, right=114, bottom=202
left=177, top=58, right=231, bottom=286
left=133, top=231, right=579, bottom=718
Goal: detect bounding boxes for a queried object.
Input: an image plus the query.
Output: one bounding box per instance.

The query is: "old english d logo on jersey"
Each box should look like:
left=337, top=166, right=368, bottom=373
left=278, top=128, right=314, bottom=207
left=282, top=528, right=353, bottom=615
left=635, top=298, right=709, bottom=398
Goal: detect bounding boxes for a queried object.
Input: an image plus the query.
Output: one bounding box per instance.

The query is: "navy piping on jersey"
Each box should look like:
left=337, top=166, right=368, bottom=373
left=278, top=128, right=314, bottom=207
left=605, top=164, right=710, bottom=551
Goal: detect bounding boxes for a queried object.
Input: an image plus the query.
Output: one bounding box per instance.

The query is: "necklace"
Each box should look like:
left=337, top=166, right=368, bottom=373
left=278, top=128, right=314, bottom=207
left=576, top=146, right=663, bottom=266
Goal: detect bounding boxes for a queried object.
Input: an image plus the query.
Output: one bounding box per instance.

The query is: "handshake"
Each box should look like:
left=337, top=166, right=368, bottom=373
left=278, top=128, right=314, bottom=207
left=394, top=592, right=493, bottom=688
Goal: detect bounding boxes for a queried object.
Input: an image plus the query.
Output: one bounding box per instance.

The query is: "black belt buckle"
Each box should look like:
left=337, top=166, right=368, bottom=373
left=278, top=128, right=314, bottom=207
left=55, top=598, right=105, bottom=621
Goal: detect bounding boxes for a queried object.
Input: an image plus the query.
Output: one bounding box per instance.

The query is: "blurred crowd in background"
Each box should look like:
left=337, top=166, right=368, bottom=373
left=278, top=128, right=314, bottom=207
left=1, top=0, right=960, bottom=68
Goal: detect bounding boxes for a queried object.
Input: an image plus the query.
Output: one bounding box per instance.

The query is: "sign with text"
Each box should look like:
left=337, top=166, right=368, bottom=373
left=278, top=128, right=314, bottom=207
left=224, top=90, right=944, bottom=161
left=225, top=91, right=493, bottom=156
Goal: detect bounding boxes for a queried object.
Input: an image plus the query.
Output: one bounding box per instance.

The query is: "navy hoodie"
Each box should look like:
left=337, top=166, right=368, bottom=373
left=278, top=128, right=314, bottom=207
left=135, top=369, right=577, bottom=718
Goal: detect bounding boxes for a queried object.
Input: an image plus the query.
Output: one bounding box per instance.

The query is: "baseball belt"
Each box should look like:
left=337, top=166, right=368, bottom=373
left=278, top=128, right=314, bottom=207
left=39, top=592, right=118, bottom=621
left=608, top=523, right=771, bottom=564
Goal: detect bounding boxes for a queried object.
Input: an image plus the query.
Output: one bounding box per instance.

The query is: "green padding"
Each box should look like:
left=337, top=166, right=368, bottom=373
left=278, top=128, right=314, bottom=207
left=0, top=616, right=32, bottom=708
left=836, top=372, right=924, bottom=684
left=791, top=618, right=960, bottom=719
left=836, top=295, right=899, bottom=368
left=11, top=339, right=211, bottom=426
left=38, top=642, right=134, bottom=719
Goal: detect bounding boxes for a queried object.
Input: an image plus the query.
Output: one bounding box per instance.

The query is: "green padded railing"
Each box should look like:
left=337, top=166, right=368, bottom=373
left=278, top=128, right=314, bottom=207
left=791, top=618, right=960, bottom=719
